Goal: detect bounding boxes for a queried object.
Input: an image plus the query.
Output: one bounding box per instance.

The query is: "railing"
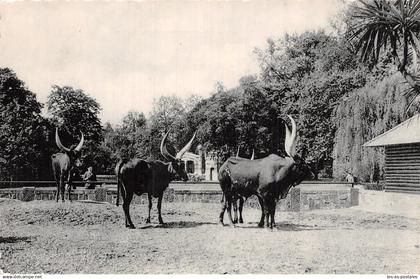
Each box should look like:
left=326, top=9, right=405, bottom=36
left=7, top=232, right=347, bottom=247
left=0, top=176, right=352, bottom=189
left=0, top=180, right=109, bottom=189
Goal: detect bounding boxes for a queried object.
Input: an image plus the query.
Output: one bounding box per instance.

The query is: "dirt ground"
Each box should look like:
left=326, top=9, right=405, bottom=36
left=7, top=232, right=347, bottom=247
left=0, top=198, right=419, bottom=274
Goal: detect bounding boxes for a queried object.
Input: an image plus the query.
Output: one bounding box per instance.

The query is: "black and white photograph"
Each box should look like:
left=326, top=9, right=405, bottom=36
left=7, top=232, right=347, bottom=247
left=0, top=0, right=419, bottom=277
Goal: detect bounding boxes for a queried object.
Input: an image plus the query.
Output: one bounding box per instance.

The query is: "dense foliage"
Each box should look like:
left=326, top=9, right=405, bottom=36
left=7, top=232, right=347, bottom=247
left=47, top=85, right=103, bottom=173
left=0, top=68, right=47, bottom=180
left=334, top=73, right=408, bottom=181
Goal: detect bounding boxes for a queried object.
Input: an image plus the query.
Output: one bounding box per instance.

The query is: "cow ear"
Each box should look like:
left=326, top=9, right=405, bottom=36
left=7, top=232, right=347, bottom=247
left=167, top=162, right=175, bottom=174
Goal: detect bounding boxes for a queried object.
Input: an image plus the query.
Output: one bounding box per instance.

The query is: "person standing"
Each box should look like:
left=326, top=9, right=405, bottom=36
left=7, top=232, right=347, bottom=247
left=82, top=166, right=96, bottom=189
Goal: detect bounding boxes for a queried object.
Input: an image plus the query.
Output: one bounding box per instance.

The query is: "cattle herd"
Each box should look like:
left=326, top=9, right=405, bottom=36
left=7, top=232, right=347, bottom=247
left=51, top=115, right=314, bottom=229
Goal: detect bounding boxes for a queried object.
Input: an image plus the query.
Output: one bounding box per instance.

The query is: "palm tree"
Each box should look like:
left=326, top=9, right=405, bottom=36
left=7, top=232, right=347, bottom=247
left=348, top=0, right=420, bottom=111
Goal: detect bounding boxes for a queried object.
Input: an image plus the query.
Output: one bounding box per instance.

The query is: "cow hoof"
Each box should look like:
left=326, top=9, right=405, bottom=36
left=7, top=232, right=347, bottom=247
left=126, top=224, right=135, bottom=229
left=239, top=219, right=244, bottom=224
left=258, top=222, right=264, bottom=228
left=145, top=218, right=151, bottom=224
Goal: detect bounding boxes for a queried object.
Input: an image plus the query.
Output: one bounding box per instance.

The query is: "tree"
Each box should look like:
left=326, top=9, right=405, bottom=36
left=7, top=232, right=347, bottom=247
left=116, top=111, right=149, bottom=160
left=255, top=31, right=368, bottom=177
left=0, top=68, right=47, bottom=180
left=333, top=73, right=408, bottom=181
left=148, top=96, right=187, bottom=160
left=94, top=122, right=116, bottom=174
left=47, top=85, right=103, bottom=172
left=348, top=0, right=420, bottom=112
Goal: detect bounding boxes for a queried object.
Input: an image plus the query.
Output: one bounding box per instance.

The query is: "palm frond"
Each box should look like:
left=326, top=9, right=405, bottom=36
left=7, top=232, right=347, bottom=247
left=402, top=75, right=420, bottom=96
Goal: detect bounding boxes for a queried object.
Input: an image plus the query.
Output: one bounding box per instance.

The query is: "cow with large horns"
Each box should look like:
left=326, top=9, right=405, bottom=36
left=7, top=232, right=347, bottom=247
left=115, top=130, right=196, bottom=229
left=51, top=128, right=84, bottom=202
left=218, top=115, right=314, bottom=228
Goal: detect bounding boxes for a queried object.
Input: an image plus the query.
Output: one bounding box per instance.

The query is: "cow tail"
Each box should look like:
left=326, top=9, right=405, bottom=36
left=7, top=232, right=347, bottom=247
left=115, top=160, right=124, bottom=207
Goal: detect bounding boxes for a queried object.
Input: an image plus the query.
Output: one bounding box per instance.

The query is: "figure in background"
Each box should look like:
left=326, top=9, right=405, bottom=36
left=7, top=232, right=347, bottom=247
left=82, top=166, right=96, bottom=189
left=345, top=171, right=355, bottom=186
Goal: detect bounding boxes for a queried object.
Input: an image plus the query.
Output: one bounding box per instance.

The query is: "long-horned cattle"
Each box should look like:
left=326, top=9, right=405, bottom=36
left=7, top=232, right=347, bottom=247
left=51, top=128, right=84, bottom=202
left=115, top=130, right=196, bottom=229
left=218, top=115, right=314, bottom=228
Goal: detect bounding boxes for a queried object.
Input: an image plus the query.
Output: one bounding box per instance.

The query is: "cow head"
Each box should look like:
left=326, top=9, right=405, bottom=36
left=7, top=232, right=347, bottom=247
left=235, top=147, right=254, bottom=159
left=284, top=115, right=315, bottom=183
left=55, top=128, right=84, bottom=166
left=160, top=130, right=196, bottom=181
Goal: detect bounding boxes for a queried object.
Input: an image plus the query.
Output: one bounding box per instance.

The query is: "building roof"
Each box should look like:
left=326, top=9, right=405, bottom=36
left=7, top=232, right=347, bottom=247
left=363, top=114, right=420, bottom=147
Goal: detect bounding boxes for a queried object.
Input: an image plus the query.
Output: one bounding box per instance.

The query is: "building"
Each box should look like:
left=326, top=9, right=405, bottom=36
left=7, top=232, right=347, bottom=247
left=180, top=149, right=219, bottom=181
left=363, top=114, right=420, bottom=193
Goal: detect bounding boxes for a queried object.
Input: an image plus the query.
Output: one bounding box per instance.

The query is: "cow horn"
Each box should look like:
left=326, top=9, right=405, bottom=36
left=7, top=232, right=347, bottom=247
left=176, top=132, right=196, bottom=159
left=73, top=132, right=84, bottom=152
left=251, top=149, right=255, bottom=160
left=236, top=147, right=240, bottom=157
left=284, top=115, right=297, bottom=157
left=160, top=129, right=176, bottom=161
left=55, top=128, right=71, bottom=153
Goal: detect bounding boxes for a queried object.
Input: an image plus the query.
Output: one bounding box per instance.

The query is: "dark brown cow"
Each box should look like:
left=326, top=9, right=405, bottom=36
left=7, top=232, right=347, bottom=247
left=115, top=130, right=196, bottom=229
left=51, top=128, right=84, bottom=202
left=218, top=115, right=314, bottom=228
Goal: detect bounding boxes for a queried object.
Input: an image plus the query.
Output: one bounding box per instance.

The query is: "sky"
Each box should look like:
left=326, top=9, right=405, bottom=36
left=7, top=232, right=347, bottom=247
left=0, top=0, right=345, bottom=125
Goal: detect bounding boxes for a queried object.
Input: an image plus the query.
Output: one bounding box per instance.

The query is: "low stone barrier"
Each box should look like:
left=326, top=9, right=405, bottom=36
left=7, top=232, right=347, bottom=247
left=0, top=183, right=358, bottom=212
left=354, top=185, right=420, bottom=219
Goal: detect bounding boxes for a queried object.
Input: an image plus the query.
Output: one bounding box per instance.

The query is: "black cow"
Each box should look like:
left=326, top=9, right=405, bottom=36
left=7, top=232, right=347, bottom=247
left=218, top=115, right=314, bottom=228
left=115, top=130, right=196, bottom=228
left=51, top=128, right=84, bottom=202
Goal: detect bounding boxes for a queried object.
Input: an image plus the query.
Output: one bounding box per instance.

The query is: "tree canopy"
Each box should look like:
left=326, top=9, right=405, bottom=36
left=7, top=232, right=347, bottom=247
left=47, top=85, right=103, bottom=171
left=0, top=68, right=47, bottom=180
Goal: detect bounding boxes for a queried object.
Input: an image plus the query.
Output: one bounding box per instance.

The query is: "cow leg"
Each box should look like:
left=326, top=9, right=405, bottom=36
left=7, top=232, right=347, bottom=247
left=270, top=201, right=277, bottom=229
left=238, top=197, right=244, bottom=224
left=219, top=194, right=227, bottom=226
left=232, top=196, right=238, bottom=224
left=146, top=193, right=152, bottom=223
left=157, top=195, right=164, bottom=225
left=257, top=195, right=265, bottom=227
left=264, top=202, right=270, bottom=228
left=123, top=191, right=135, bottom=229
left=59, top=176, right=65, bottom=202
left=67, top=173, right=72, bottom=202
left=226, top=195, right=235, bottom=227
left=55, top=179, right=60, bottom=202
left=265, top=197, right=276, bottom=229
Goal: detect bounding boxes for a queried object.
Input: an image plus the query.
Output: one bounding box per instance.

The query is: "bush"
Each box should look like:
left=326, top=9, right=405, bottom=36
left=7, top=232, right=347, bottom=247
left=187, top=173, right=205, bottom=182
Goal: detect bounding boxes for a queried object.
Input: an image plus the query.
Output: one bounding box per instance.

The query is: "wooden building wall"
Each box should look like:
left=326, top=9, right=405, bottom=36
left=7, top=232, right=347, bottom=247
left=385, top=143, right=420, bottom=193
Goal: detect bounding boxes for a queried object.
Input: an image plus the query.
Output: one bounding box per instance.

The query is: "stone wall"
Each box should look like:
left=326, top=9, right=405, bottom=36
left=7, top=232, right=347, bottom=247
left=354, top=185, right=420, bottom=219
left=0, top=184, right=358, bottom=212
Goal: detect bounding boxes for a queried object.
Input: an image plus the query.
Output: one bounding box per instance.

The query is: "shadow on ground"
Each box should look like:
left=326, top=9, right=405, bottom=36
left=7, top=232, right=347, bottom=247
left=0, top=236, right=33, bottom=244
left=138, top=221, right=218, bottom=229
left=229, top=222, right=325, bottom=231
